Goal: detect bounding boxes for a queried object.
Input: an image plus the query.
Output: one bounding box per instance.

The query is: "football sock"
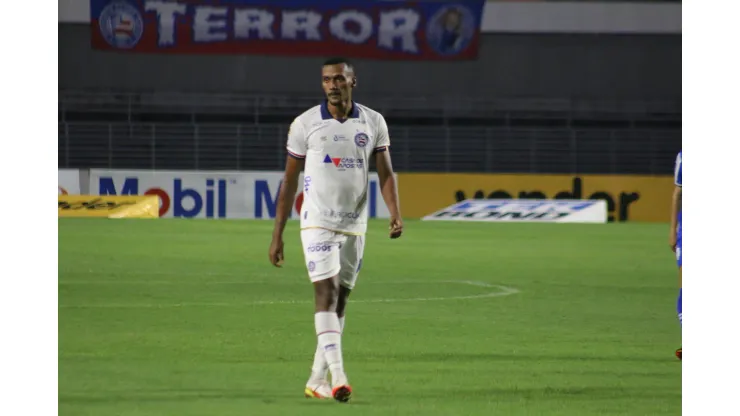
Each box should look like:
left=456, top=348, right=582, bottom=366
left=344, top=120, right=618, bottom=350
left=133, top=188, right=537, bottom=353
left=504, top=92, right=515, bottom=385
left=309, top=315, right=345, bottom=381
left=677, top=288, right=682, bottom=326
left=314, top=312, right=346, bottom=384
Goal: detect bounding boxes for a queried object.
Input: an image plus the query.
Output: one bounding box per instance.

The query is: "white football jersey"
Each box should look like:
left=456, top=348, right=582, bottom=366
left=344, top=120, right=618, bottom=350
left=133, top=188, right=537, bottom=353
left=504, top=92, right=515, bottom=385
left=286, top=101, right=390, bottom=235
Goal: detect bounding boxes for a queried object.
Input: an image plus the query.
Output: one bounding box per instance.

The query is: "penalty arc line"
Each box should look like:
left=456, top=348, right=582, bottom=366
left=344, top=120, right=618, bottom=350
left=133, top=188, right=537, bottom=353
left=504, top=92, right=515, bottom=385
left=58, top=281, right=520, bottom=309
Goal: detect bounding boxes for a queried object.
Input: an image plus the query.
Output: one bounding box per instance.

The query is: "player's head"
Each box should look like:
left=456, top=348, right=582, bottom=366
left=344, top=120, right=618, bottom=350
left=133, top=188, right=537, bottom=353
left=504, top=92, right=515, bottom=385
left=441, top=8, right=462, bottom=32
left=322, top=57, right=356, bottom=106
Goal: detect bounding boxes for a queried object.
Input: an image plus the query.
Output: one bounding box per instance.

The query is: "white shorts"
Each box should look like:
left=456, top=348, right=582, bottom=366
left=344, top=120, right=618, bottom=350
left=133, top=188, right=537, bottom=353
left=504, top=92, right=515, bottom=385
left=300, top=228, right=365, bottom=289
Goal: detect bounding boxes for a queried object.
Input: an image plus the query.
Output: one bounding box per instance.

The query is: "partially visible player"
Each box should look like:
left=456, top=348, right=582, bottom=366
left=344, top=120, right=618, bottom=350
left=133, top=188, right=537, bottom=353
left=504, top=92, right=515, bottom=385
left=268, top=57, right=403, bottom=402
left=669, top=150, right=682, bottom=360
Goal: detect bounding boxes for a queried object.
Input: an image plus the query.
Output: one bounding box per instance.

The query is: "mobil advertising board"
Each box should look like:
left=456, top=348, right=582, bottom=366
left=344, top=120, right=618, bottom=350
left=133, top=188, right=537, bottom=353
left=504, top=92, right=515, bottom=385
left=88, top=169, right=391, bottom=219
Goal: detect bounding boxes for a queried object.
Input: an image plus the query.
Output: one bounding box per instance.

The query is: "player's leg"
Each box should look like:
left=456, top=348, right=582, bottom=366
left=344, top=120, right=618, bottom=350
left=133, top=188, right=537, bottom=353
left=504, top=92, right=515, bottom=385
left=311, top=234, right=364, bottom=401
left=336, top=235, right=363, bottom=319
left=301, top=229, right=351, bottom=401
left=301, top=229, right=341, bottom=398
left=305, top=276, right=340, bottom=398
left=677, top=267, right=682, bottom=326
left=326, top=234, right=365, bottom=402
left=309, top=285, right=350, bottom=391
left=336, top=285, right=351, bottom=326
left=675, top=231, right=682, bottom=360
left=313, top=245, right=360, bottom=374
left=313, top=276, right=352, bottom=402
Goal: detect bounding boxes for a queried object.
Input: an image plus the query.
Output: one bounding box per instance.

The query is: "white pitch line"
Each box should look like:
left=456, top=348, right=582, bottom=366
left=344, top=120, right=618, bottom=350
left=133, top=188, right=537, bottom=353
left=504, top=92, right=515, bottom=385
left=58, top=281, right=519, bottom=308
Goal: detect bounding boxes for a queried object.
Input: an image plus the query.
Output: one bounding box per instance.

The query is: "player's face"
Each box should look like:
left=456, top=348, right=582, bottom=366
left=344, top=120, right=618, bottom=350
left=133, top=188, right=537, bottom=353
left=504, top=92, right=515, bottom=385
left=444, top=12, right=461, bottom=31
left=322, top=64, right=354, bottom=105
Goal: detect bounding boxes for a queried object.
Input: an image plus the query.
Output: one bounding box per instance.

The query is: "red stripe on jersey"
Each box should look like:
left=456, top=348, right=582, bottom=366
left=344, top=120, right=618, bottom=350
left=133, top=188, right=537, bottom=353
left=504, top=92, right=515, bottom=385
left=287, top=149, right=306, bottom=159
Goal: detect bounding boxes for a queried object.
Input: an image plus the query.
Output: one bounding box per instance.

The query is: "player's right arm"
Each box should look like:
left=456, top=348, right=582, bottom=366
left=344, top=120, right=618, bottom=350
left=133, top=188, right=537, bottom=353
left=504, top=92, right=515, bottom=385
left=269, top=119, right=307, bottom=267
left=669, top=152, right=682, bottom=251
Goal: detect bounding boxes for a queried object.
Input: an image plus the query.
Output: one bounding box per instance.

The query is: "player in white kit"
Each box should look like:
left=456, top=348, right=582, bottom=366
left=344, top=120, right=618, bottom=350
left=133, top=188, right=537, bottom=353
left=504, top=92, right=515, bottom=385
left=268, top=58, right=403, bottom=403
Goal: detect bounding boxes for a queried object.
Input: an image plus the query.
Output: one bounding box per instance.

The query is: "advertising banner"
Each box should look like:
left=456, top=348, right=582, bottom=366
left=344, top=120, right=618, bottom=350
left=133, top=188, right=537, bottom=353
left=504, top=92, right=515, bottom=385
left=58, top=195, right=159, bottom=218
left=59, top=169, right=82, bottom=195
left=398, top=173, right=674, bottom=223
left=422, top=199, right=608, bottom=223
left=90, top=0, right=485, bottom=60
left=89, top=170, right=392, bottom=219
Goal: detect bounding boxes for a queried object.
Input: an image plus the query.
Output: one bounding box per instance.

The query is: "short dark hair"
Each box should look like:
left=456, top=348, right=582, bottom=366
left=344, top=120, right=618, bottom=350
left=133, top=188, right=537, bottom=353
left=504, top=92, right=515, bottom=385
left=323, top=57, right=354, bottom=72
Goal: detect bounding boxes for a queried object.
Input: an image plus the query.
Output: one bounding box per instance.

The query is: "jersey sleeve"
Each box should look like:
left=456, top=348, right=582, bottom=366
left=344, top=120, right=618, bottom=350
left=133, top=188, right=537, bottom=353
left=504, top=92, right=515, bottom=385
left=373, top=115, right=391, bottom=153
left=674, top=151, right=682, bottom=187
left=286, top=118, right=307, bottom=159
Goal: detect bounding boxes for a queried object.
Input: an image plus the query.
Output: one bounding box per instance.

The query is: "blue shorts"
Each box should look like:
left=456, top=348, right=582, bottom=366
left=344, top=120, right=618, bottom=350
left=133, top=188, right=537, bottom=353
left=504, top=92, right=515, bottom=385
left=676, top=214, right=682, bottom=267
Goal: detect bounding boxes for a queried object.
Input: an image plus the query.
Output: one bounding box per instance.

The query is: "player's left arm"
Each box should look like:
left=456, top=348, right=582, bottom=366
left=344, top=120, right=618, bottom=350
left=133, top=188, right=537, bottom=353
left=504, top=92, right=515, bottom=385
left=374, top=115, right=402, bottom=239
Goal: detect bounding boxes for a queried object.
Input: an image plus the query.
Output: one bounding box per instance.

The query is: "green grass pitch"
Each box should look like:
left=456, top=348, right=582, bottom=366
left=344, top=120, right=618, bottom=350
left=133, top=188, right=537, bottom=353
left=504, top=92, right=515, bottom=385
left=58, top=218, right=681, bottom=416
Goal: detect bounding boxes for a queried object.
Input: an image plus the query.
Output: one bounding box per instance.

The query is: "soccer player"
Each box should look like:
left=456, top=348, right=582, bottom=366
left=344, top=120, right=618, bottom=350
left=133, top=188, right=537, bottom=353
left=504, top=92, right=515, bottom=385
left=669, top=151, right=682, bottom=360
left=268, top=57, right=403, bottom=402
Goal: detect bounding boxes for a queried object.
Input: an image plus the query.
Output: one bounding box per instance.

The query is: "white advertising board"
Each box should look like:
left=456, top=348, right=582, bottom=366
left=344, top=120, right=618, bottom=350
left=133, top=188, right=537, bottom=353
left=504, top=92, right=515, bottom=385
left=59, top=169, right=82, bottom=195
left=422, top=199, right=608, bottom=223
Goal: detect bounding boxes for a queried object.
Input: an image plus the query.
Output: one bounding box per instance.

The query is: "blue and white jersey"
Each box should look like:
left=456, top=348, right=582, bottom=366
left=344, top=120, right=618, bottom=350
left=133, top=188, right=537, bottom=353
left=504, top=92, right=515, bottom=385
left=674, top=151, right=682, bottom=188
left=674, top=151, right=682, bottom=228
left=286, top=101, right=390, bottom=235
left=674, top=151, right=682, bottom=267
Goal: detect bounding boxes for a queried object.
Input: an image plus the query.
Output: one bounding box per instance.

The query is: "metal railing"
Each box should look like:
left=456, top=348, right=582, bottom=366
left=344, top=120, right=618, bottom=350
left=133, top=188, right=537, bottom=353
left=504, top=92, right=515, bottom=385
left=59, top=122, right=680, bottom=175
left=58, top=90, right=681, bottom=125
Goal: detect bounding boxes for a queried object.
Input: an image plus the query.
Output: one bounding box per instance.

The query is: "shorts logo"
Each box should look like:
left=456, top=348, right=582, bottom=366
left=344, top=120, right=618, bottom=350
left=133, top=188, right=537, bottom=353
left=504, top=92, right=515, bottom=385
left=323, top=154, right=364, bottom=170
left=98, top=1, right=144, bottom=49
left=308, top=243, right=332, bottom=253
left=308, top=261, right=316, bottom=272
left=354, top=132, right=369, bottom=148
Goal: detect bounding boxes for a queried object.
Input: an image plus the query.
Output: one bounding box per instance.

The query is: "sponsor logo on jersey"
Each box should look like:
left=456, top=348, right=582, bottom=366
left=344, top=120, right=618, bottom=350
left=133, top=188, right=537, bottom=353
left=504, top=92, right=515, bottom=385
left=323, top=154, right=365, bottom=170
left=322, top=209, right=361, bottom=220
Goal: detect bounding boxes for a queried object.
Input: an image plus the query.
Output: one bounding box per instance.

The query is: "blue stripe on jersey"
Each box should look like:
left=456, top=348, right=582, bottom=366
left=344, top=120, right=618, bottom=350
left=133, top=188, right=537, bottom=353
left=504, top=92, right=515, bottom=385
left=674, top=151, right=682, bottom=187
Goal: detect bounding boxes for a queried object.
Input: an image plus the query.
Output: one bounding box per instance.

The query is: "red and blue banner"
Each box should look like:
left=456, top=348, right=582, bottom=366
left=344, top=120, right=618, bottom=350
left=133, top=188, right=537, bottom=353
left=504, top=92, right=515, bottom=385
left=90, top=0, right=485, bottom=60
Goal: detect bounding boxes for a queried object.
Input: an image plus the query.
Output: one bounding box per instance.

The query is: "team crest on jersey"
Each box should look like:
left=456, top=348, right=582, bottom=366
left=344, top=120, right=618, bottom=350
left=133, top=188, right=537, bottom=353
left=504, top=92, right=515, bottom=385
left=308, top=261, right=316, bottom=272
left=98, top=1, right=144, bottom=49
left=354, top=132, right=369, bottom=148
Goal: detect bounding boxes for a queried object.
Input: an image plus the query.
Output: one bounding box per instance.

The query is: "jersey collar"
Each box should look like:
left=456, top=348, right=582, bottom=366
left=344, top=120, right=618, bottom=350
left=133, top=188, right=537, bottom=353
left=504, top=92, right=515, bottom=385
left=320, top=100, right=360, bottom=122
